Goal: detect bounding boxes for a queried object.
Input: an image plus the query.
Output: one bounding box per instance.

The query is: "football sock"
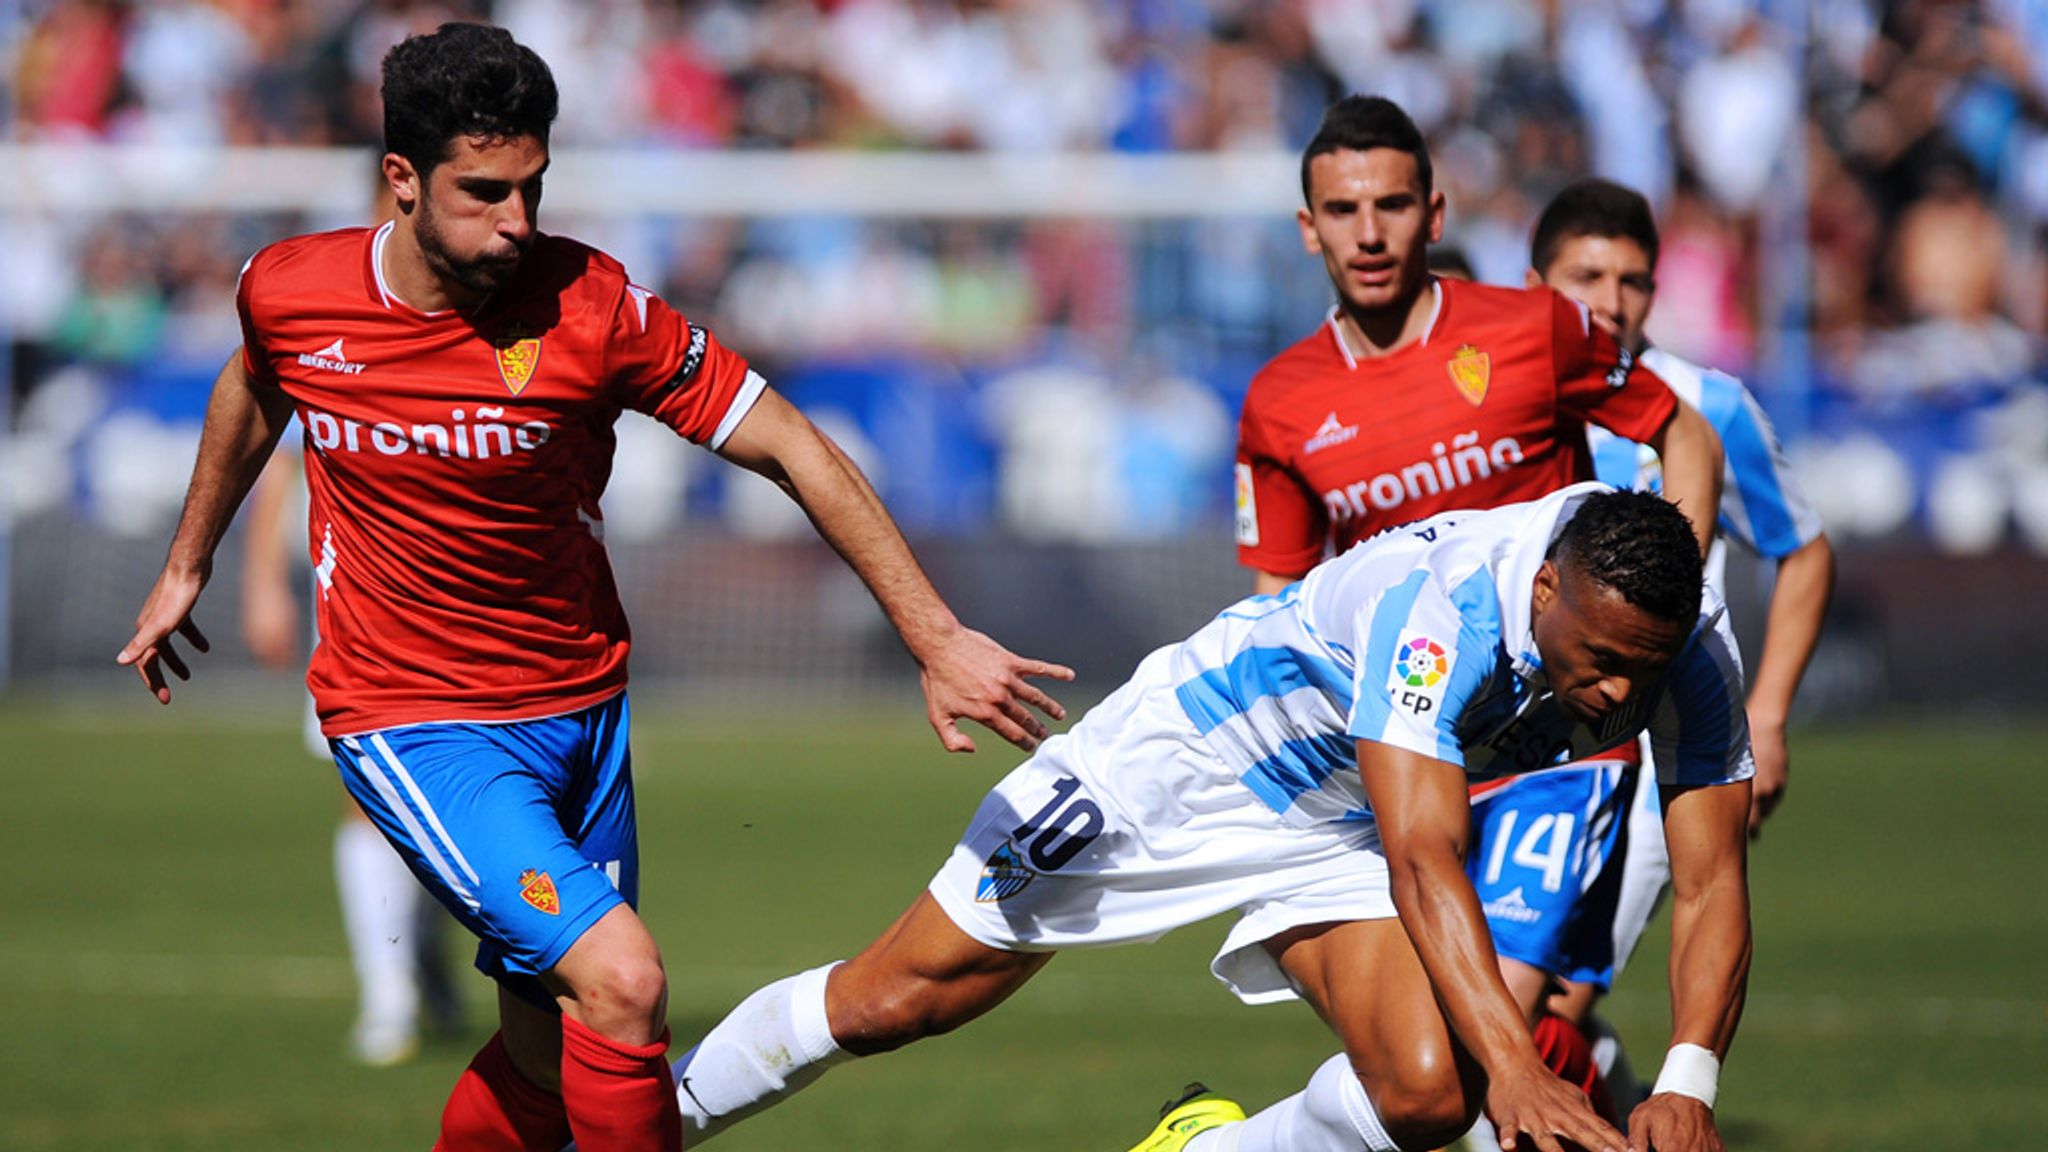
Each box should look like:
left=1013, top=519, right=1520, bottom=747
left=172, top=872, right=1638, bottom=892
left=335, top=820, right=421, bottom=1044
left=559, top=1015, right=680, bottom=1152
left=435, top=1031, right=572, bottom=1152
left=669, top=962, right=850, bottom=1143
left=1201, top=1052, right=1399, bottom=1152
left=1532, top=1011, right=1618, bottom=1123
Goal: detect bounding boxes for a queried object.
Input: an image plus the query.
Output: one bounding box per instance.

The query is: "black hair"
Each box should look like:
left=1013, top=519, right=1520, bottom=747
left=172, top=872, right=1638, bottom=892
left=1300, top=95, right=1432, bottom=206
left=1428, top=244, right=1476, bottom=280
left=1530, top=178, right=1660, bottom=275
left=1549, top=490, right=1702, bottom=624
left=382, top=23, right=559, bottom=178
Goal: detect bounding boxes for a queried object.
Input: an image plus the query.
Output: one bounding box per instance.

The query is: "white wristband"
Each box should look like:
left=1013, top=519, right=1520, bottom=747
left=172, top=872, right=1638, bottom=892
left=1652, top=1043, right=1721, bottom=1108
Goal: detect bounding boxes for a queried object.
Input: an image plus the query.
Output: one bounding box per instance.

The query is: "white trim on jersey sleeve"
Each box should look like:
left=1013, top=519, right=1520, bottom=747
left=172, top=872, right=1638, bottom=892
left=1648, top=598, right=1754, bottom=789
left=708, top=369, right=769, bottom=451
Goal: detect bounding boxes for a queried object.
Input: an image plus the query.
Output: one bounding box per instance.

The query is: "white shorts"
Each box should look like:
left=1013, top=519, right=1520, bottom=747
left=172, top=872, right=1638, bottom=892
left=928, top=648, right=1396, bottom=1005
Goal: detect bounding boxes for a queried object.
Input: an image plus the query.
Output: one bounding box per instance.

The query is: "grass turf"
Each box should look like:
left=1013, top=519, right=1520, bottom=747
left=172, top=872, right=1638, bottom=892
left=1, top=694, right=2039, bottom=1150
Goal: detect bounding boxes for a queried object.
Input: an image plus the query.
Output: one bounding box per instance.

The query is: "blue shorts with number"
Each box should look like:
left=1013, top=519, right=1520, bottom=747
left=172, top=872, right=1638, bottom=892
left=332, top=693, right=638, bottom=1009
left=1466, top=763, right=1632, bottom=982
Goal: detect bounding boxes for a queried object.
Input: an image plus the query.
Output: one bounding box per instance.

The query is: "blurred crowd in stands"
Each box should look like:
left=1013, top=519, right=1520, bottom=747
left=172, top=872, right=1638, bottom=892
left=3, top=0, right=2046, bottom=551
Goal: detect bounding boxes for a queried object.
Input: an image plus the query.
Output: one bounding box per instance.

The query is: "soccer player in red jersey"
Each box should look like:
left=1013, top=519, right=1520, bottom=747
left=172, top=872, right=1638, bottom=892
left=117, top=23, right=1069, bottom=1152
left=1235, top=97, right=1723, bottom=595
left=1229, top=96, right=1727, bottom=1152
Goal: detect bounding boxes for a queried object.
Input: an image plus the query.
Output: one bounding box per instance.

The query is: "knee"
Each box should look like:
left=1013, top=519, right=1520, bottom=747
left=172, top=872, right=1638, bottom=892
left=569, top=953, right=669, bottom=1038
left=1365, top=1048, right=1481, bottom=1149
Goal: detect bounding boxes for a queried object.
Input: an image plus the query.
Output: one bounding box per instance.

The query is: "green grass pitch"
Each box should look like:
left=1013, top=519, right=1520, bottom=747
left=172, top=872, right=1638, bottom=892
left=1, top=693, right=2040, bottom=1150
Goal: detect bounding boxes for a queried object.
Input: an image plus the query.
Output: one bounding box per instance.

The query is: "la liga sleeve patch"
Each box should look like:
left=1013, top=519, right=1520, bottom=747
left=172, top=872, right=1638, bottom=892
left=1235, top=462, right=1260, bottom=547
left=1386, top=628, right=1456, bottom=720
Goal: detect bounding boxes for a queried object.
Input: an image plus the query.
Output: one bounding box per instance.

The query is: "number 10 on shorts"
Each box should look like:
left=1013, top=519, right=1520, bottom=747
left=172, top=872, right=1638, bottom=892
left=1009, top=775, right=1106, bottom=872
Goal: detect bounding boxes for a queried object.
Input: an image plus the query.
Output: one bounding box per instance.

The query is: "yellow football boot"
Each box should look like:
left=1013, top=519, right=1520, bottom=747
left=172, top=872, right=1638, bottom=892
left=1125, top=1083, right=1247, bottom=1152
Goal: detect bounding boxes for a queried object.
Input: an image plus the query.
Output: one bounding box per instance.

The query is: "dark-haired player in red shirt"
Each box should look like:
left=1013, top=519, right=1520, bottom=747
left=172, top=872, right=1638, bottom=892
left=1236, top=97, right=1721, bottom=596
left=117, top=22, right=1069, bottom=1152
left=1221, top=96, right=1725, bottom=1152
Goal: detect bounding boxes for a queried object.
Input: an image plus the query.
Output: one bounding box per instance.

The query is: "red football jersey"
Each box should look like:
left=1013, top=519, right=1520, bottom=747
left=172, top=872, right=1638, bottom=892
left=1234, top=279, right=1678, bottom=576
left=238, top=223, right=763, bottom=736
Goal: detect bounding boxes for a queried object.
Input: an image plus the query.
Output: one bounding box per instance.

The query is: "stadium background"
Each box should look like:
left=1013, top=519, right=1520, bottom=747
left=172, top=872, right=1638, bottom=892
left=1, top=2, right=2042, bottom=1150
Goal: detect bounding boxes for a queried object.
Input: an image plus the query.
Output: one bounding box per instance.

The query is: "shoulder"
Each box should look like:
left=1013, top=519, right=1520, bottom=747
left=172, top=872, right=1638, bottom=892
left=1640, top=347, right=1754, bottom=423
left=243, top=227, right=372, bottom=290
left=1441, top=280, right=1568, bottom=332
left=1245, top=325, right=1343, bottom=440
left=1248, top=324, right=1338, bottom=388
left=525, top=233, right=632, bottom=298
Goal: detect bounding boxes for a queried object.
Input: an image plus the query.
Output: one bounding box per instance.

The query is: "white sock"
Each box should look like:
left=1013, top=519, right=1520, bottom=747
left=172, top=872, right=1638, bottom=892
left=334, top=820, right=421, bottom=1034
left=671, top=963, right=851, bottom=1143
left=1216, top=1053, right=1400, bottom=1152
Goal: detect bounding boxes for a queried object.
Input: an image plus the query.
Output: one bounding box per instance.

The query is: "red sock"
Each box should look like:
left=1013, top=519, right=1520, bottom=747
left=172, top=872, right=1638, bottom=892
left=1533, top=1011, right=1619, bottom=1124
left=434, top=1032, right=573, bottom=1152
left=559, top=1015, right=681, bottom=1152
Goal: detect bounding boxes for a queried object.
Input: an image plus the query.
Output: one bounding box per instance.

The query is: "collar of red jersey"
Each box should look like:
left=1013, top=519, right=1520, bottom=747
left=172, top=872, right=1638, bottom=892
left=1323, top=279, right=1444, bottom=370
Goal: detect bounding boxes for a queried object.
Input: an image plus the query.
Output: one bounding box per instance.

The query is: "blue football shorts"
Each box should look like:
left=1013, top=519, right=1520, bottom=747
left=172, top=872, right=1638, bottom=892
left=331, top=692, right=639, bottom=1009
left=1466, top=759, right=1637, bottom=985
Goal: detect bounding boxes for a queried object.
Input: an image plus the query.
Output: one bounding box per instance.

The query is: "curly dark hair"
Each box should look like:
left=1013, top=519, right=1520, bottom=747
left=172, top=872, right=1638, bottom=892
left=1548, top=489, right=1703, bottom=623
left=382, top=23, right=558, bottom=178
left=1300, top=95, right=1433, bottom=206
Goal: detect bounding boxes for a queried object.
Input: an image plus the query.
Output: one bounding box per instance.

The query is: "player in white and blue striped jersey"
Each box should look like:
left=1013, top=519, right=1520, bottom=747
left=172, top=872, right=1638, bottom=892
left=1455, top=179, right=1835, bottom=1143
left=662, top=485, right=1753, bottom=1152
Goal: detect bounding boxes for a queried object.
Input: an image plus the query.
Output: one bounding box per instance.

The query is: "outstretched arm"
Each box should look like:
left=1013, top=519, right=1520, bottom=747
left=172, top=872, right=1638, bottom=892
left=1627, top=778, right=1751, bottom=1152
left=1745, top=533, right=1835, bottom=836
left=1360, top=740, right=1623, bottom=1152
left=118, top=350, right=296, bottom=701
left=1640, top=398, right=1723, bottom=557
left=716, top=387, right=1072, bottom=752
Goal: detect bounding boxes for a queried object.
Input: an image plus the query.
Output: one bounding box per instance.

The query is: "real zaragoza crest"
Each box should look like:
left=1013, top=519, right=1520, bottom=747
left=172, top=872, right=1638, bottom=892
left=518, top=869, right=560, bottom=915
left=494, top=326, right=542, bottom=396
left=1446, top=342, right=1490, bottom=407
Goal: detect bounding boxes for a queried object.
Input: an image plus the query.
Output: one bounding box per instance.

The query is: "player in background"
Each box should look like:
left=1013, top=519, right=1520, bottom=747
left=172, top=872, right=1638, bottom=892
left=1530, top=178, right=1833, bottom=842
left=119, top=22, right=1069, bottom=1152
left=1234, top=96, right=1724, bottom=597
left=244, top=447, right=464, bottom=1066
left=1463, top=178, right=1834, bottom=1125
left=659, top=486, right=1752, bottom=1152
left=1231, top=94, right=1725, bottom=1122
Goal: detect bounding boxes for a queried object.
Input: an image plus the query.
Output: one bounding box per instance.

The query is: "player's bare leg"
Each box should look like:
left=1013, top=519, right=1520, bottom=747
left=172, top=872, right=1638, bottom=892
left=543, top=906, right=679, bottom=1152
left=670, top=891, right=1050, bottom=1143
left=447, top=906, right=677, bottom=1152
left=826, top=891, right=1052, bottom=1052
left=1189, top=918, right=1484, bottom=1152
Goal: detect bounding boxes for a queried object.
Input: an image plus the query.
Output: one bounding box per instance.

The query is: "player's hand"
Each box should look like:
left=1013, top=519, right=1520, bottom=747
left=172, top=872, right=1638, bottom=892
left=917, top=626, right=1073, bottom=754
left=117, top=566, right=212, bottom=704
left=1745, top=714, right=1788, bottom=839
left=1486, top=1059, right=1624, bottom=1152
left=1626, top=1092, right=1721, bottom=1152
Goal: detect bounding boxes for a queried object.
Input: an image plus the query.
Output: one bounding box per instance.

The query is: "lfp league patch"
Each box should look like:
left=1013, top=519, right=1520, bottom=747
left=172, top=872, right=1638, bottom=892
left=1234, top=462, right=1259, bottom=547
left=1387, top=629, right=1455, bottom=718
